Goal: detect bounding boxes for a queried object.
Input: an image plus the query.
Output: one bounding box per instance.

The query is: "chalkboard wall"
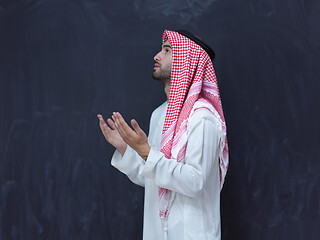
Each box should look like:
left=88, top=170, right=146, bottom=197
left=1, top=0, right=319, bottom=239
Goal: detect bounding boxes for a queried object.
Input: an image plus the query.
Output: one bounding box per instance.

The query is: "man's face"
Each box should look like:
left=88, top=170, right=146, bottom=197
left=152, top=39, right=172, bottom=82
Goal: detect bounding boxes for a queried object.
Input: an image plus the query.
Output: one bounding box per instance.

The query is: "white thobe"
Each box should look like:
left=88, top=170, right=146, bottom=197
left=111, top=101, right=224, bottom=240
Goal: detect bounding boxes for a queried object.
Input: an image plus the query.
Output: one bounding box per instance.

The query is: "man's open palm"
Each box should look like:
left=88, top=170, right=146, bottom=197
left=112, top=112, right=151, bottom=159
left=97, top=114, right=127, bottom=155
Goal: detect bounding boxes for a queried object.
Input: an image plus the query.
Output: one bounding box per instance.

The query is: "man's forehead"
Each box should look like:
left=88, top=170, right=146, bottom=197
left=162, top=39, right=171, bottom=47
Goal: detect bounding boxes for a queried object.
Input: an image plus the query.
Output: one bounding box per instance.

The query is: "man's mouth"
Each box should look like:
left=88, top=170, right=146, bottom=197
left=154, top=63, right=160, bottom=70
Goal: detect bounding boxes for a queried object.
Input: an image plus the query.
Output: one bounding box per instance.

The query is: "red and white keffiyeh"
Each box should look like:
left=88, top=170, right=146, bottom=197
left=159, top=30, right=229, bottom=219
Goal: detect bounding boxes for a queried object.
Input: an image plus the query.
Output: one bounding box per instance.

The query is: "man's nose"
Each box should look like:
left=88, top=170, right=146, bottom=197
left=154, top=52, right=161, bottom=62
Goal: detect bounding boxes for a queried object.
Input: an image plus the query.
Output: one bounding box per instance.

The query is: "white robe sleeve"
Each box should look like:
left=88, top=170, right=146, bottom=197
left=140, top=115, right=222, bottom=198
left=111, top=145, right=146, bottom=187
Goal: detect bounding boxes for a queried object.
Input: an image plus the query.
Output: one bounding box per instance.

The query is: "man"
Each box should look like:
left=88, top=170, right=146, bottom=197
left=97, top=30, right=228, bottom=240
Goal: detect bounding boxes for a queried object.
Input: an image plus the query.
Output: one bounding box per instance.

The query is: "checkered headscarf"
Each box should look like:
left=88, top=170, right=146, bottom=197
left=159, top=30, right=229, bottom=218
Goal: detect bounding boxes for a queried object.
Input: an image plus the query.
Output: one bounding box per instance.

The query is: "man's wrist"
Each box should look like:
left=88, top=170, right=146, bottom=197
left=118, top=144, right=127, bottom=156
left=140, top=145, right=151, bottom=161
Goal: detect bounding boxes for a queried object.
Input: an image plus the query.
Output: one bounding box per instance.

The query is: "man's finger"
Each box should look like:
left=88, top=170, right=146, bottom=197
left=114, top=112, right=135, bottom=135
left=112, top=115, right=119, bottom=129
left=97, top=114, right=113, bottom=140
left=97, top=114, right=105, bottom=124
left=113, top=114, right=127, bottom=138
left=116, top=121, right=128, bottom=141
left=97, top=114, right=108, bottom=131
left=131, top=119, right=144, bottom=135
left=107, top=118, right=116, bottom=130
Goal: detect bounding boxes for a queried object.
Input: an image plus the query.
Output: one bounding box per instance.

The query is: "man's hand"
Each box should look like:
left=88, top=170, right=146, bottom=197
left=112, top=112, right=151, bottom=160
left=97, top=114, right=127, bottom=155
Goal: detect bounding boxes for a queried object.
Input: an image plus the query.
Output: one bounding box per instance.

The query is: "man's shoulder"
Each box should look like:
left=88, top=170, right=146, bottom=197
left=188, top=103, right=223, bottom=132
left=151, top=101, right=168, bottom=119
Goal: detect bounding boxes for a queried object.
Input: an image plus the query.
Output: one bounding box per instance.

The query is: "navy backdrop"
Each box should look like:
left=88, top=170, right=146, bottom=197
left=1, top=0, right=319, bottom=239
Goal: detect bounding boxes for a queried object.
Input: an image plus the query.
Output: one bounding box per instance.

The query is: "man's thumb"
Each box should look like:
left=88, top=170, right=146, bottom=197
left=131, top=119, right=142, bottom=133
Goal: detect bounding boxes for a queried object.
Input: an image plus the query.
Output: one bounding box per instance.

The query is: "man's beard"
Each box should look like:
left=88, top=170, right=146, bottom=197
left=152, top=65, right=171, bottom=82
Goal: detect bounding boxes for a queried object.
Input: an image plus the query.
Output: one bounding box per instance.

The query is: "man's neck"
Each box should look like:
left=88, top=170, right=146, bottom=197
left=164, top=81, right=170, bottom=102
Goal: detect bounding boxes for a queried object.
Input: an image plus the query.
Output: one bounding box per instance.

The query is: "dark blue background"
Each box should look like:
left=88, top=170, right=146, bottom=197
left=1, top=0, right=319, bottom=239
